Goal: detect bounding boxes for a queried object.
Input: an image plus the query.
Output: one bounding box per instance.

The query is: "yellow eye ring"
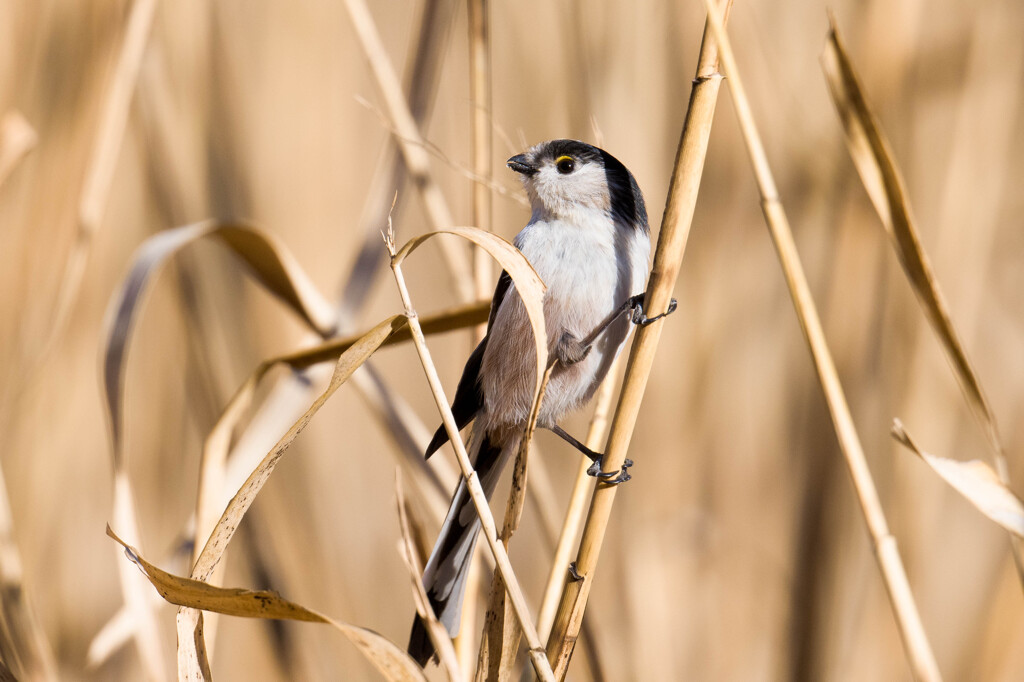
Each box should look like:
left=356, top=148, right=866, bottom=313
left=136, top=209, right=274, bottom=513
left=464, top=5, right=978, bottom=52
left=555, top=156, right=575, bottom=174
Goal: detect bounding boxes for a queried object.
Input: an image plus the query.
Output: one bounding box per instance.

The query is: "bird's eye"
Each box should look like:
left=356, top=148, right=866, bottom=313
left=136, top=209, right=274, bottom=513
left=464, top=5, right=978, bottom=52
left=555, top=156, right=575, bottom=174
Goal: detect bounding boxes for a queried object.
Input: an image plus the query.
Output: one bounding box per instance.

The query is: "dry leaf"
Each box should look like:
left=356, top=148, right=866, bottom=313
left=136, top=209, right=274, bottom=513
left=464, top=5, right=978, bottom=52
left=107, top=526, right=426, bottom=682
left=100, top=220, right=341, bottom=678
left=393, top=226, right=548, bottom=403
left=822, top=22, right=1001, bottom=455
left=89, top=300, right=488, bottom=669
left=892, top=421, right=1024, bottom=538
left=103, top=220, right=337, bottom=468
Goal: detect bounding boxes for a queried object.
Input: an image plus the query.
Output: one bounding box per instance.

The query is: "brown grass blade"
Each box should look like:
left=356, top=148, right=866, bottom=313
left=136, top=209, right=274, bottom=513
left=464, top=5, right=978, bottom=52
left=893, top=421, right=1024, bottom=538
left=106, top=526, right=426, bottom=682
left=702, top=4, right=941, bottom=680
left=821, top=21, right=1002, bottom=460
left=193, top=301, right=487, bottom=571
left=186, top=314, right=405, bottom=577
left=272, top=299, right=490, bottom=369
left=0, top=111, right=37, bottom=189
left=100, top=222, right=340, bottom=674
left=475, top=573, right=519, bottom=681
left=395, top=470, right=463, bottom=681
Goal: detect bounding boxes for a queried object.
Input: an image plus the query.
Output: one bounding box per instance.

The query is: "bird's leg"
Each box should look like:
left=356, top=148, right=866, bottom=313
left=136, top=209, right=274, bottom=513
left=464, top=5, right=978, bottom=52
left=555, top=331, right=591, bottom=366
left=546, top=424, right=633, bottom=485
left=547, top=424, right=600, bottom=461
left=573, top=294, right=679, bottom=356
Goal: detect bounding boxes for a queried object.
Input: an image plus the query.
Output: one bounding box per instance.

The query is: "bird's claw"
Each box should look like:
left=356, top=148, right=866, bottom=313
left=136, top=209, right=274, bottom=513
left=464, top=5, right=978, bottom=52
left=627, top=294, right=678, bottom=327
left=587, top=456, right=633, bottom=485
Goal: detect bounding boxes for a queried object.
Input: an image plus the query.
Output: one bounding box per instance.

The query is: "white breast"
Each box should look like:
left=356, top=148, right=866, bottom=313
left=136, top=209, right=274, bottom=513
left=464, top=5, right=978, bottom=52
left=480, top=210, right=650, bottom=432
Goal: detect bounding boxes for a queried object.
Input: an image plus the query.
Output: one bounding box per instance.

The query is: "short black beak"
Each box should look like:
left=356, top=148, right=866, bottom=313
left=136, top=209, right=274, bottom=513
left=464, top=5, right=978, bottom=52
left=507, top=154, right=538, bottom=176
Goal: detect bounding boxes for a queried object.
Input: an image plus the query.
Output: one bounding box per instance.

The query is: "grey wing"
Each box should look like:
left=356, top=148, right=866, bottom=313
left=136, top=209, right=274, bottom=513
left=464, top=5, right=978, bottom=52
left=424, top=338, right=485, bottom=458
left=486, top=270, right=512, bottom=332
left=423, top=270, right=513, bottom=459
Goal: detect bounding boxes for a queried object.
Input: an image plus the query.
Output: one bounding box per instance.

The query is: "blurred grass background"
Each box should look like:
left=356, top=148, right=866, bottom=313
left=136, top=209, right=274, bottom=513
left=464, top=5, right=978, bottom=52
left=1, top=0, right=1023, bottom=679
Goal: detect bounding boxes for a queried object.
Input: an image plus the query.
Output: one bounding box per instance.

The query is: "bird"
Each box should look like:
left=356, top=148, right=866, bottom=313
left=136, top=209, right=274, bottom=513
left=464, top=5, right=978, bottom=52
left=407, top=139, right=653, bottom=666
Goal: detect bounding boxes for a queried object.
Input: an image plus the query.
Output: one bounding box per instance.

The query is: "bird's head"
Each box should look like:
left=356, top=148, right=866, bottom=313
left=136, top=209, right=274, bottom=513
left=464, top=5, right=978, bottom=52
left=507, top=139, right=648, bottom=233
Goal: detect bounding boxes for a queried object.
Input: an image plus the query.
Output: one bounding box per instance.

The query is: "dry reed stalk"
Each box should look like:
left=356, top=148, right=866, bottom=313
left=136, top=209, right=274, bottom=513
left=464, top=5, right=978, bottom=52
left=396, top=470, right=464, bottom=681
left=386, top=226, right=556, bottom=682
left=0, top=462, right=57, bottom=682
left=338, top=0, right=455, bottom=320
left=474, top=358, right=554, bottom=680
left=536, top=355, right=619, bottom=641
left=0, top=123, right=52, bottom=682
left=468, top=0, right=493, bottom=325
left=46, top=0, right=157, bottom=361
left=821, top=20, right=1024, bottom=588
left=462, top=0, right=493, bottom=628
left=702, top=2, right=941, bottom=680
left=344, top=0, right=475, bottom=303
left=0, top=111, right=36, bottom=188
left=463, top=40, right=490, bottom=661
left=544, top=2, right=733, bottom=677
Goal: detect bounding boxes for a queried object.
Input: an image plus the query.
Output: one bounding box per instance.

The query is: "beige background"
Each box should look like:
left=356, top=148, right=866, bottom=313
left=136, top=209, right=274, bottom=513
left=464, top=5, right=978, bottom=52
left=1, top=0, right=1022, bottom=679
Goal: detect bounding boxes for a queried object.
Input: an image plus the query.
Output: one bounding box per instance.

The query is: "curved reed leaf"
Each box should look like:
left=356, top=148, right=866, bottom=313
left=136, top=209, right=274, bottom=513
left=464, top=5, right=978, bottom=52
left=822, top=22, right=1002, bottom=457
left=102, top=220, right=336, bottom=465
left=395, top=471, right=463, bottom=681
left=893, top=421, right=1024, bottom=538
left=107, top=526, right=426, bottom=682
left=174, top=315, right=406, bottom=678
left=393, top=226, right=547, bottom=406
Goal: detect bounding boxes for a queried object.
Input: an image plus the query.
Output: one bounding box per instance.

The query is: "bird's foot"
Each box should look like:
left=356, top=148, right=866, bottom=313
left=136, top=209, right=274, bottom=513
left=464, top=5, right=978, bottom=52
left=586, top=456, right=634, bottom=485
left=626, top=294, right=678, bottom=327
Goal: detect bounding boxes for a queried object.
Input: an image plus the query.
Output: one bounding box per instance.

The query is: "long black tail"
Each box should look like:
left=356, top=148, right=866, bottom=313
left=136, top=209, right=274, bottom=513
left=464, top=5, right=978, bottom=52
left=407, top=430, right=512, bottom=666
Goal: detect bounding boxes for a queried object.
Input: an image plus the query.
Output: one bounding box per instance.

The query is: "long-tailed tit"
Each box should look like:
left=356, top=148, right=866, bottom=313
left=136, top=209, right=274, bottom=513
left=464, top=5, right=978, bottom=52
left=408, top=139, right=657, bottom=666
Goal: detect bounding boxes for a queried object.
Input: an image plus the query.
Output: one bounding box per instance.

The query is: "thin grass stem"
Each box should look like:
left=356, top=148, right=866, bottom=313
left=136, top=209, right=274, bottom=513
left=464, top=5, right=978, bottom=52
left=386, top=240, right=555, bottom=682
left=702, top=2, right=941, bottom=680
left=542, top=2, right=734, bottom=677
